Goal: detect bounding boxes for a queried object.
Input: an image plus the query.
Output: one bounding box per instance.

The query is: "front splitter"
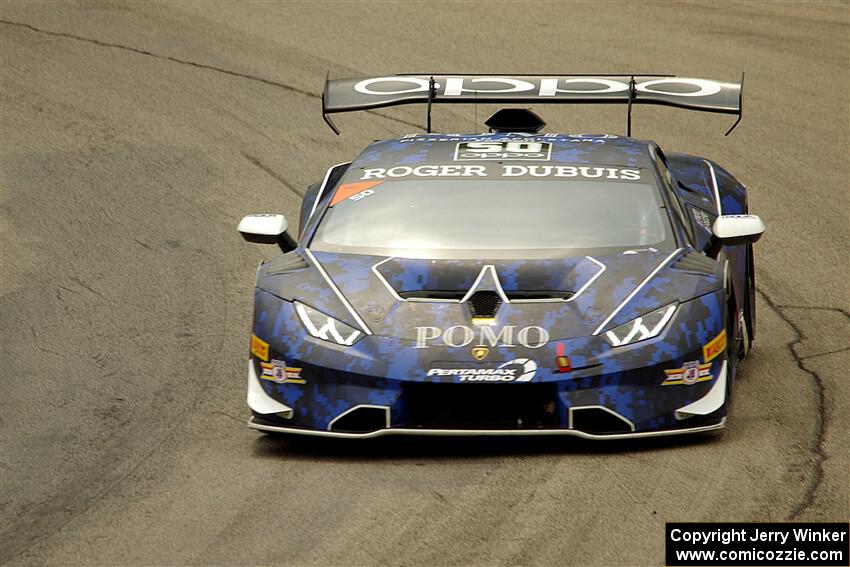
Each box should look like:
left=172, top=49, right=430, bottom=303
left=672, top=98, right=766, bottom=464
left=247, top=416, right=726, bottom=440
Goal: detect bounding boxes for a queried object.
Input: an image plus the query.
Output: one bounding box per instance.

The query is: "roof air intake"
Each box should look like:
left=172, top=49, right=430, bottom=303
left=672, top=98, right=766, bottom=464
left=485, top=108, right=546, bottom=133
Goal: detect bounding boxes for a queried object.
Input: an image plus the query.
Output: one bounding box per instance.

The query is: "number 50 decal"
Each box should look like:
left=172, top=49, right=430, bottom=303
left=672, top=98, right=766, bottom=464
left=454, top=141, right=552, bottom=161
left=349, top=189, right=375, bottom=202
left=329, top=181, right=384, bottom=206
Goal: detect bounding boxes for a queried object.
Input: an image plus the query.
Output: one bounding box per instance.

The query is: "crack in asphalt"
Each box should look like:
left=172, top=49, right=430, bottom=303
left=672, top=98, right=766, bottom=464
left=756, top=288, right=829, bottom=520
left=0, top=19, right=316, bottom=95
left=798, top=347, right=850, bottom=361
left=0, top=19, right=426, bottom=132
left=240, top=152, right=304, bottom=197
left=776, top=304, right=850, bottom=320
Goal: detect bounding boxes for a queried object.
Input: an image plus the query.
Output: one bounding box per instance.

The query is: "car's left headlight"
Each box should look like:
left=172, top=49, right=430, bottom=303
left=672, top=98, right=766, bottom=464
left=294, top=301, right=364, bottom=346
left=604, top=303, right=678, bottom=347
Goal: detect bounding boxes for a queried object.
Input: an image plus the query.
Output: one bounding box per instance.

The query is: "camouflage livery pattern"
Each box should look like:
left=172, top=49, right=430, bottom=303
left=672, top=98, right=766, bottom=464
left=247, top=133, right=753, bottom=436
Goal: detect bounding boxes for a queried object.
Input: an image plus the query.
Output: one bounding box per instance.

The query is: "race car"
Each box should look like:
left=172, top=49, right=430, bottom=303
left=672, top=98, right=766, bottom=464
left=238, top=74, right=764, bottom=439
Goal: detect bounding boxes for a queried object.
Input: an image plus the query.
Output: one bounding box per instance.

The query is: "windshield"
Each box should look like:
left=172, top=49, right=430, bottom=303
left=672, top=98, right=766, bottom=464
left=310, top=179, right=673, bottom=259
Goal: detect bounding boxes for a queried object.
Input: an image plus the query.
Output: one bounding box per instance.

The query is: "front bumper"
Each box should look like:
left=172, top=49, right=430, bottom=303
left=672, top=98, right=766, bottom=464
left=246, top=357, right=729, bottom=439
left=248, top=289, right=730, bottom=438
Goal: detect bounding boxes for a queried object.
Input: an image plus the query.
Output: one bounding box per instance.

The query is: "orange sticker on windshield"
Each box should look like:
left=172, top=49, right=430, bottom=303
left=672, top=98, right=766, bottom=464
left=330, top=181, right=384, bottom=206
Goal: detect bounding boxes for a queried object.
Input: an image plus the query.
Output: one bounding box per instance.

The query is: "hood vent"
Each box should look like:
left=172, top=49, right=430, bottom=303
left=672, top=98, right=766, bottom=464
left=398, top=290, right=573, bottom=303
left=468, top=291, right=502, bottom=318
left=398, top=290, right=465, bottom=301
left=376, top=258, right=589, bottom=302
left=508, top=290, right=573, bottom=301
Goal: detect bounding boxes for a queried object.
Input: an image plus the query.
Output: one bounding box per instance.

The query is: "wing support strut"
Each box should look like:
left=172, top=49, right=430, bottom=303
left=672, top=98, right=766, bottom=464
left=626, top=76, right=636, bottom=137
left=426, top=76, right=436, bottom=133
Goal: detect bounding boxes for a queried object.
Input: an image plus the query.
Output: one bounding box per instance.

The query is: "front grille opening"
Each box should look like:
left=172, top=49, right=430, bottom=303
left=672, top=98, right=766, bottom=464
left=570, top=408, right=632, bottom=435
left=468, top=290, right=502, bottom=318
left=330, top=407, right=388, bottom=433
left=403, top=383, right=559, bottom=429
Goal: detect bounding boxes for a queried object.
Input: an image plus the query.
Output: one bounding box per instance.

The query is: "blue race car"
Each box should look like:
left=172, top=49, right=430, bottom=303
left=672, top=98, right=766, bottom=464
left=239, top=74, right=764, bottom=439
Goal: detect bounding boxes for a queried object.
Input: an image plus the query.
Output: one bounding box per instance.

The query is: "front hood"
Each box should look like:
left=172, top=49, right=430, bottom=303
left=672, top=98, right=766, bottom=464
left=257, top=248, right=722, bottom=342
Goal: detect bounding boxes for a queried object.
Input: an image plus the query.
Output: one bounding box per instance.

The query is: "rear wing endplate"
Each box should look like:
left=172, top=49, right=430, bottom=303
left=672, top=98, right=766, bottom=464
left=321, top=73, right=744, bottom=136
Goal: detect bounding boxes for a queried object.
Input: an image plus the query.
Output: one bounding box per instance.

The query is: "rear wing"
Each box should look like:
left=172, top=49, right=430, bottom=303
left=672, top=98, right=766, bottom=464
left=321, top=73, right=744, bottom=136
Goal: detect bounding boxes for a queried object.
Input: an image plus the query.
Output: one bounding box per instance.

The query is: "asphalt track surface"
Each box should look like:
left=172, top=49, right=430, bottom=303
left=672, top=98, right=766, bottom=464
left=1, top=2, right=848, bottom=566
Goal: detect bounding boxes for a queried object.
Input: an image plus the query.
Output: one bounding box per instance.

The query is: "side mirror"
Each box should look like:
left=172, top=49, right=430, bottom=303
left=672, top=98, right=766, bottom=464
left=238, top=214, right=297, bottom=252
left=708, top=214, right=765, bottom=257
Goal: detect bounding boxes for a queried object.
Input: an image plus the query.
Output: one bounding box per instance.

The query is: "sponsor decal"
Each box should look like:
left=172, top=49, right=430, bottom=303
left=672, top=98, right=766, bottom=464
left=414, top=324, right=549, bottom=349
left=353, top=77, right=724, bottom=99
left=502, top=165, right=641, bottom=180
left=427, top=358, right=538, bottom=382
left=703, top=329, right=727, bottom=362
left=251, top=334, right=269, bottom=362
left=661, top=361, right=712, bottom=386
left=398, top=133, right=613, bottom=145
left=471, top=346, right=489, bottom=361
left=359, top=164, right=640, bottom=181
left=259, top=359, right=305, bottom=384
left=454, top=141, right=552, bottom=161
left=571, top=133, right=619, bottom=140
left=330, top=181, right=384, bottom=206
left=690, top=207, right=714, bottom=231
left=361, top=165, right=486, bottom=179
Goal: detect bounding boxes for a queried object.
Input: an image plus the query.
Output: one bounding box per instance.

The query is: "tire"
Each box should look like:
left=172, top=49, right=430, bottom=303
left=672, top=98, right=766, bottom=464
left=725, top=282, right=741, bottom=400
left=742, top=243, right=756, bottom=356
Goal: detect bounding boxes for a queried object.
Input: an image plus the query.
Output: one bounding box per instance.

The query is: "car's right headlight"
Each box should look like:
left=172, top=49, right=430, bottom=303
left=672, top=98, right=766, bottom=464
left=294, top=301, right=363, bottom=346
left=604, top=303, right=678, bottom=347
